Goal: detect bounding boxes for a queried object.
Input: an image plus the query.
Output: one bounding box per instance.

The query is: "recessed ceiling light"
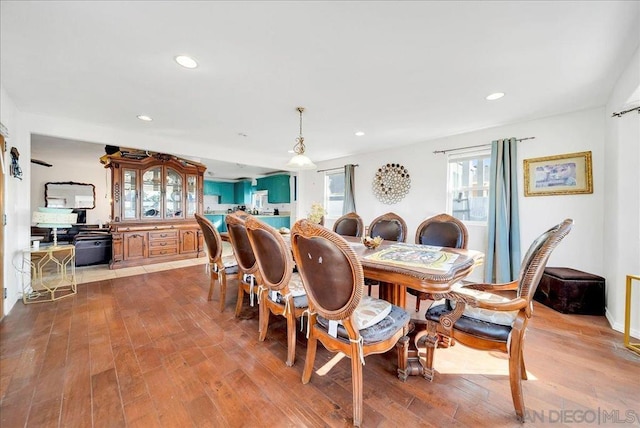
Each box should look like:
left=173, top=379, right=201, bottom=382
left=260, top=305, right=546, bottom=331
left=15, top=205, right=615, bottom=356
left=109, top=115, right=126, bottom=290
left=355, top=131, right=365, bottom=137
left=137, top=115, right=153, bottom=122
left=175, top=55, right=198, bottom=69
left=486, top=92, right=505, bottom=101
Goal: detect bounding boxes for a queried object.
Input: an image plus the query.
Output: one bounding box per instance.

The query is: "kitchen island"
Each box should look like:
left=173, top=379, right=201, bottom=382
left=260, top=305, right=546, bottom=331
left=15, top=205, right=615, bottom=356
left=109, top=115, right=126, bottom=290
left=204, top=213, right=290, bottom=232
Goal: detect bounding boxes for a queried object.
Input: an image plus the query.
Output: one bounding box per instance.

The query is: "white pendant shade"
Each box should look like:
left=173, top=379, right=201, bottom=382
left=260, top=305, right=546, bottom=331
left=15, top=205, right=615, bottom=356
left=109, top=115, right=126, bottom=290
left=286, top=153, right=317, bottom=169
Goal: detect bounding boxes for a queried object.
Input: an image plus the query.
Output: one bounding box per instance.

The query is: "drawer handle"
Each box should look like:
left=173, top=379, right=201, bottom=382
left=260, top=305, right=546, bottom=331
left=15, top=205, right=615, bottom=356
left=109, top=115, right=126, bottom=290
left=160, top=233, right=167, bottom=237
left=160, top=242, right=166, bottom=246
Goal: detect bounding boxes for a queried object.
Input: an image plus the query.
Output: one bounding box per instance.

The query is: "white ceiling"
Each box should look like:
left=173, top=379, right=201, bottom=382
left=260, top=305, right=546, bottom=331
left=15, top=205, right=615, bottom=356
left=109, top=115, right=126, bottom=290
left=2, top=1, right=639, bottom=180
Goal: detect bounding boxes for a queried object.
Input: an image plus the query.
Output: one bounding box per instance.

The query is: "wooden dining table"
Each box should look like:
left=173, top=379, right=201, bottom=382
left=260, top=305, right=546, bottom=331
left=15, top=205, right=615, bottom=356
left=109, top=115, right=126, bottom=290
left=220, top=230, right=484, bottom=378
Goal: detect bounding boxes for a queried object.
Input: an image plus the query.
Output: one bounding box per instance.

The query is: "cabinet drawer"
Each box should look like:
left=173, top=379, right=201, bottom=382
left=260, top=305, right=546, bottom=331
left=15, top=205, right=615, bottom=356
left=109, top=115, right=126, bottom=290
left=149, top=239, right=178, bottom=248
left=149, top=230, right=178, bottom=240
left=149, top=246, right=179, bottom=257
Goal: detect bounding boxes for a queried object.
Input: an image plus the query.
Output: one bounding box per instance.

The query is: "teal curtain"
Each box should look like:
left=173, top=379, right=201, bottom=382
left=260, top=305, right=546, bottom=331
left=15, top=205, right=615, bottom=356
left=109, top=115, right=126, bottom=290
left=343, top=164, right=356, bottom=214
left=485, top=138, right=521, bottom=283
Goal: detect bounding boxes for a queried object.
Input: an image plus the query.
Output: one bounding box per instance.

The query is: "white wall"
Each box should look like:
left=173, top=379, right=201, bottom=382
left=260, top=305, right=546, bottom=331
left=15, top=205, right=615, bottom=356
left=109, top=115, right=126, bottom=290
left=300, top=107, right=606, bottom=298
left=604, top=46, right=640, bottom=335
left=30, top=148, right=111, bottom=225
left=1, top=85, right=32, bottom=316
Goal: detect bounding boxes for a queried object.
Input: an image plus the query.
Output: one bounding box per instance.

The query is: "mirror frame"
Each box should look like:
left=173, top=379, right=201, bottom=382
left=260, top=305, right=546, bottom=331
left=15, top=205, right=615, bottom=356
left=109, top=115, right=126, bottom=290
left=45, top=181, right=96, bottom=209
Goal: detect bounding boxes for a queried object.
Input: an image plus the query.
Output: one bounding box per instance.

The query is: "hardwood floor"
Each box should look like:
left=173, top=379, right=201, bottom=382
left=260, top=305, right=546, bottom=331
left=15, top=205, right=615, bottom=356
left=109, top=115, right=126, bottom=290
left=1, top=264, right=639, bottom=427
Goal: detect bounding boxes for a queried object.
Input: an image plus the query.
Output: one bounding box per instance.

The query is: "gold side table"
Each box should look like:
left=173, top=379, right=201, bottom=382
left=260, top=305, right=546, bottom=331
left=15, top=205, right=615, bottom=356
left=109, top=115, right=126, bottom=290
left=624, top=274, right=640, bottom=355
left=22, top=244, right=77, bottom=304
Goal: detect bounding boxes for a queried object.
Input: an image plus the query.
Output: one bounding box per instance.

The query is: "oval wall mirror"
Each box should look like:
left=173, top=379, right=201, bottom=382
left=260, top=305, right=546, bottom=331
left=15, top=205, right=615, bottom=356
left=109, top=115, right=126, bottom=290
left=45, top=181, right=96, bottom=209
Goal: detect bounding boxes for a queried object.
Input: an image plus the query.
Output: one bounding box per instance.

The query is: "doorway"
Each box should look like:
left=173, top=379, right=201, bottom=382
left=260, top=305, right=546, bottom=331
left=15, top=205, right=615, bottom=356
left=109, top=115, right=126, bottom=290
left=1, top=134, right=5, bottom=320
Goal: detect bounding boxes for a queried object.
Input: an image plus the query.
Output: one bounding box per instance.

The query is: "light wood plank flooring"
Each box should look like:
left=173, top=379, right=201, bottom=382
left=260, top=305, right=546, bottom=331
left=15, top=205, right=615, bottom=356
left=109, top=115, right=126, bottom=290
left=1, top=263, right=639, bottom=427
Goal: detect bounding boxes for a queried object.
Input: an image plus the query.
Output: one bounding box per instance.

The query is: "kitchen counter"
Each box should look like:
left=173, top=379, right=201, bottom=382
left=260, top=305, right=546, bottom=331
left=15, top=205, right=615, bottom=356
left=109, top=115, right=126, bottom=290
left=203, top=213, right=291, bottom=232
left=204, top=212, right=290, bottom=217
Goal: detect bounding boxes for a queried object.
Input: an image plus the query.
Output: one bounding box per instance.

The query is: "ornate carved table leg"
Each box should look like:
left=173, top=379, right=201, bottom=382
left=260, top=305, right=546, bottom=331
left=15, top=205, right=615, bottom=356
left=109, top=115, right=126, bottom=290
left=396, top=336, right=410, bottom=381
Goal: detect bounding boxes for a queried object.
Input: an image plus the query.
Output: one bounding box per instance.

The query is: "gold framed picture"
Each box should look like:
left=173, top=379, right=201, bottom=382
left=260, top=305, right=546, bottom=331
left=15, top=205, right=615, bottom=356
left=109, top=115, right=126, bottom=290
left=523, top=151, right=593, bottom=197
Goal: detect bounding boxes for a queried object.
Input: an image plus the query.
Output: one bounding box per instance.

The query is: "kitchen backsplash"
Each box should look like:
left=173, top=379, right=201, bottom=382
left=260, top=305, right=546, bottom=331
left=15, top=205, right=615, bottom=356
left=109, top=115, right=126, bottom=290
left=203, top=195, right=290, bottom=214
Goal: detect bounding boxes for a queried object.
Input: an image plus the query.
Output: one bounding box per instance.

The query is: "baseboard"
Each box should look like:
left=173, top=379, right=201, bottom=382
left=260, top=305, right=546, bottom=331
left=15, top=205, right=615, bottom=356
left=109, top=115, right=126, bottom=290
left=606, top=307, right=640, bottom=339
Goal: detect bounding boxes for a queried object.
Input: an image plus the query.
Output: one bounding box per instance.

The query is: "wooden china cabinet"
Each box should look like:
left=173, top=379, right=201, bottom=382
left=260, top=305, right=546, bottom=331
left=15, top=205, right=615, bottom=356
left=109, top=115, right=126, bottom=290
left=102, top=152, right=206, bottom=269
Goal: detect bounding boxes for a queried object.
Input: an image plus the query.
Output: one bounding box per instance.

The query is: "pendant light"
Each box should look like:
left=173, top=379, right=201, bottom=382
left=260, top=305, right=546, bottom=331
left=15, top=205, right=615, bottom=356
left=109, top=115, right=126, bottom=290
left=286, top=107, right=317, bottom=170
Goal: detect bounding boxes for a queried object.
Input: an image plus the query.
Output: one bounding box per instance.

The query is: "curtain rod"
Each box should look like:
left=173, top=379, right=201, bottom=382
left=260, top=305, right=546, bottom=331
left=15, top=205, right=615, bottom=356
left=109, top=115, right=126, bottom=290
left=612, top=106, right=640, bottom=117
left=317, top=164, right=359, bottom=173
left=433, top=136, right=535, bottom=154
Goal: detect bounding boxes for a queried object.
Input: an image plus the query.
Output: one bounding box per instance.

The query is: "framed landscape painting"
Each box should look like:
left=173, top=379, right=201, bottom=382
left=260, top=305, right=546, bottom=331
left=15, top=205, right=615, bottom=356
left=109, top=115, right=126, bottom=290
left=523, top=151, right=593, bottom=197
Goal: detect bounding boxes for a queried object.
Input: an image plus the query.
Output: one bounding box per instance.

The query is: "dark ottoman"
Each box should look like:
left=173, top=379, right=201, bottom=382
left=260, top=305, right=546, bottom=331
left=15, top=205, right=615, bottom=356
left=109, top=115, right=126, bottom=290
left=534, top=267, right=605, bottom=315
left=74, top=234, right=112, bottom=267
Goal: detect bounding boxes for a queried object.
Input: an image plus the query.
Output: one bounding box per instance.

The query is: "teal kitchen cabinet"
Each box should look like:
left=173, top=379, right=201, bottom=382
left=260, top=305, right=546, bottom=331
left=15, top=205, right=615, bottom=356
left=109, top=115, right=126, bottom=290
left=256, top=176, right=268, bottom=191
left=204, top=214, right=227, bottom=233
left=204, top=180, right=234, bottom=203
left=218, top=182, right=234, bottom=204
left=257, top=216, right=290, bottom=229
left=256, top=174, right=290, bottom=203
left=234, top=180, right=252, bottom=205
left=204, top=180, right=217, bottom=195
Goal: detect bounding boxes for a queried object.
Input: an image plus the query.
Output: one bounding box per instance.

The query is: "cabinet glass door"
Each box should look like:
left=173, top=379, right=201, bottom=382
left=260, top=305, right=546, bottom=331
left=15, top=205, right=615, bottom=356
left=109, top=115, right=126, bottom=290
left=123, top=169, right=137, bottom=220
left=165, top=168, right=183, bottom=219
left=142, top=166, right=162, bottom=218
left=186, top=175, right=197, bottom=217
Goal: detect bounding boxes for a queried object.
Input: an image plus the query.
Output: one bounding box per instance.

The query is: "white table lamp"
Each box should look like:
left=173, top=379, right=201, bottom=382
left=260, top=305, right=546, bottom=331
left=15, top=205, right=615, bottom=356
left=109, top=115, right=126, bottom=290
left=32, top=207, right=78, bottom=247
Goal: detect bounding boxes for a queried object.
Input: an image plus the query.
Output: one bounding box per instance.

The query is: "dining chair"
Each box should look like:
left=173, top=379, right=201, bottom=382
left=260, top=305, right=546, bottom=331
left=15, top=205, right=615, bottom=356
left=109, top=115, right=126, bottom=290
left=291, top=219, right=410, bottom=427
left=245, top=216, right=308, bottom=366
left=409, top=213, right=468, bottom=312
left=368, top=212, right=407, bottom=242
left=422, top=218, right=573, bottom=422
left=225, top=211, right=260, bottom=317
left=366, top=212, right=408, bottom=296
left=195, top=213, right=238, bottom=311
left=333, top=212, right=365, bottom=238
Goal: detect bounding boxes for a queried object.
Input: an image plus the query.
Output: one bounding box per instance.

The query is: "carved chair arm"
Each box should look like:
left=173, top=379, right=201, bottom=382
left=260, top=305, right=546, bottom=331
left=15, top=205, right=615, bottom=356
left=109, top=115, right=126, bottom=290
left=435, top=290, right=528, bottom=312
left=470, top=297, right=528, bottom=312
left=461, top=280, right=519, bottom=292
left=434, top=293, right=527, bottom=338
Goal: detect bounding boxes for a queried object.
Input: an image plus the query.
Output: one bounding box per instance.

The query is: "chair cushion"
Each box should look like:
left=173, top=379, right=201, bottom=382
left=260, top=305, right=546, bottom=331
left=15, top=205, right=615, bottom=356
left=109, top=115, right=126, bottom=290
left=425, top=304, right=512, bottom=342
left=286, top=273, right=306, bottom=297
left=269, top=273, right=309, bottom=309
left=345, top=295, right=392, bottom=330
left=449, top=282, right=518, bottom=326
left=221, top=255, right=238, bottom=274
left=318, top=304, right=409, bottom=344
left=222, top=254, right=237, bottom=266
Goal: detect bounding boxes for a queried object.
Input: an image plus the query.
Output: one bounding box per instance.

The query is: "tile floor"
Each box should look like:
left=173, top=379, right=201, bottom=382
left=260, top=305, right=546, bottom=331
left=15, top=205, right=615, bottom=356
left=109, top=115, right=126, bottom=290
left=74, top=242, right=232, bottom=285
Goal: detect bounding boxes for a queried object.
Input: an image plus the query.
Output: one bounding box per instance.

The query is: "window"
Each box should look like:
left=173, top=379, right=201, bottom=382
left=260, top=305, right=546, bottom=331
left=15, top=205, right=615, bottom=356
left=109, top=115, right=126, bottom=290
left=252, top=190, right=268, bottom=211
left=447, top=151, right=491, bottom=222
left=324, top=171, right=345, bottom=218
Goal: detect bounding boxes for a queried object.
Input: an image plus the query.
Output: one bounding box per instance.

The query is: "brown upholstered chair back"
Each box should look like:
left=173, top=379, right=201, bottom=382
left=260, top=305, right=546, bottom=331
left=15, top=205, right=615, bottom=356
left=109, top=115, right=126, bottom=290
left=516, top=219, right=573, bottom=308
left=291, top=219, right=364, bottom=320
left=225, top=212, right=257, bottom=274
left=245, top=217, right=293, bottom=292
left=195, top=213, right=222, bottom=263
left=333, top=212, right=364, bottom=238
left=368, top=212, right=407, bottom=242
left=415, top=213, right=468, bottom=249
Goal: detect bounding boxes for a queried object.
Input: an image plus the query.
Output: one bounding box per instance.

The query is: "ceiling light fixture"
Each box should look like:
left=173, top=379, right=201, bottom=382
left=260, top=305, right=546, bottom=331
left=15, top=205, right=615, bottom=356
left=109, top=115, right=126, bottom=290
left=486, top=92, right=505, bottom=101
left=355, top=131, right=365, bottom=136
left=175, top=55, right=198, bottom=69
left=286, top=107, right=317, bottom=170
left=137, top=115, right=153, bottom=122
